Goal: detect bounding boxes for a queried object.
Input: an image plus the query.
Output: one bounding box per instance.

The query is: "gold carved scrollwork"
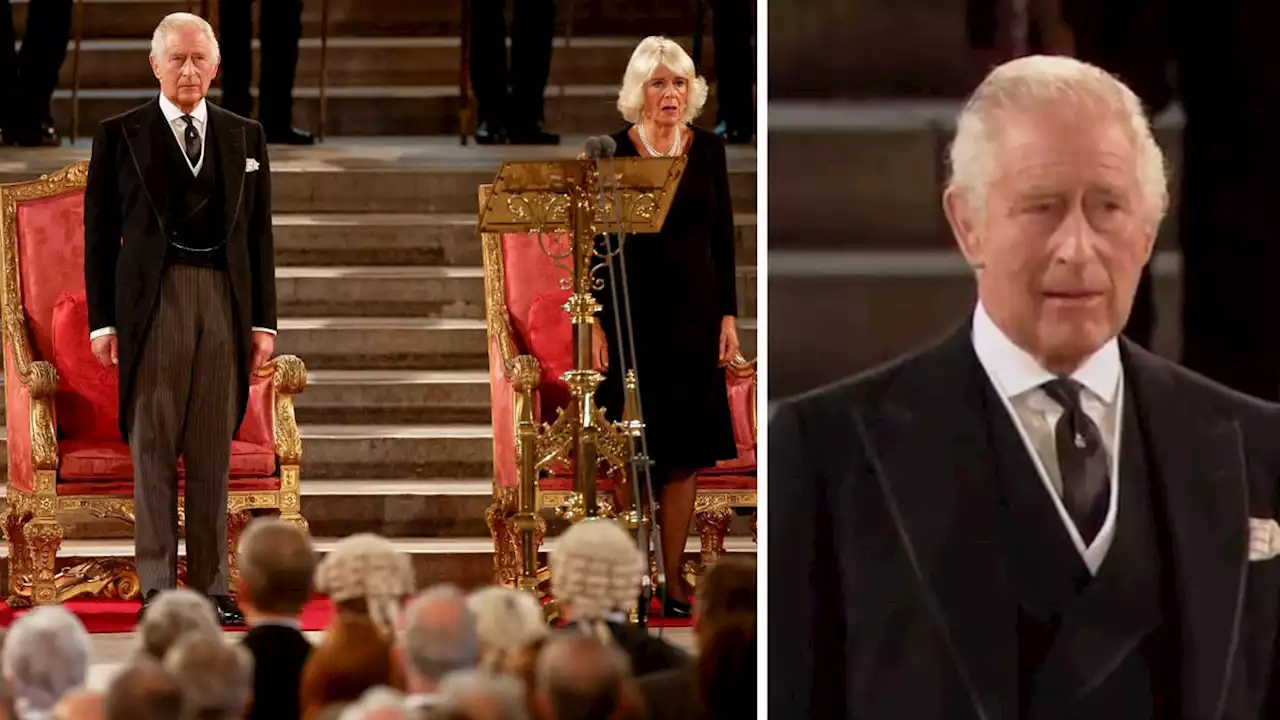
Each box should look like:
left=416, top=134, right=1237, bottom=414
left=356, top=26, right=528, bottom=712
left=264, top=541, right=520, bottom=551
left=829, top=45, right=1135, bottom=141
left=24, top=520, right=64, bottom=605
left=486, top=486, right=518, bottom=587
left=535, top=409, right=574, bottom=471
left=505, top=355, right=541, bottom=392
left=693, top=504, right=734, bottom=567
left=12, top=558, right=143, bottom=603
left=506, top=192, right=571, bottom=231
left=480, top=230, right=519, bottom=365
left=270, top=355, right=306, bottom=466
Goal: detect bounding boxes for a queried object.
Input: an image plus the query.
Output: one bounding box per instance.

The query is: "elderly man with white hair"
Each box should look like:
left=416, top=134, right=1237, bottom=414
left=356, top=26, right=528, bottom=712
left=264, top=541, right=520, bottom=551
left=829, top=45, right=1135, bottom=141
left=771, top=54, right=1280, bottom=719
left=84, top=9, right=279, bottom=627
left=2, top=606, right=91, bottom=720
left=135, top=587, right=223, bottom=660
left=396, top=584, right=480, bottom=715
left=163, top=633, right=254, bottom=720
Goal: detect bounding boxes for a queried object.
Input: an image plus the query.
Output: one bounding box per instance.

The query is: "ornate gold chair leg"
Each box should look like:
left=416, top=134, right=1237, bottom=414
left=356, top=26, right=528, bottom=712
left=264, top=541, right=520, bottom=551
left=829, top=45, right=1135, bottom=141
left=485, top=490, right=518, bottom=587
left=277, top=465, right=308, bottom=534
left=693, top=505, right=734, bottom=569
left=25, top=519, right=64, bottom=606
left=226, top=509, right=252, bottom=591
left=4, top=504, right=34, bottom=607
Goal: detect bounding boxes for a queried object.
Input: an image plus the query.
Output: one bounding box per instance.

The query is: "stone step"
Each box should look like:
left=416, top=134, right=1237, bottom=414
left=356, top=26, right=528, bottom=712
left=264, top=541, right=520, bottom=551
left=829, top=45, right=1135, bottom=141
left=0, top=535, right=758, bottom=592
left=46, top=86, right=724, bottom=138
left=767, top=100, right=1182, bottom=251
left=14, top=0, right=705, bottom=40
left=296, top=369, right=491, bottom=425
left=275, top=265, right=758, bottom=319
left=271, top=212, right=758, bottom=267
left=49, top=37, right=717, bottom=90
left=275, top=316, right=757, bottom=370
left=768, top=250, right=1183, bottom=398
left=298, top=423, right=493, bottom=479
left=0, top=142, right=757, bottom=214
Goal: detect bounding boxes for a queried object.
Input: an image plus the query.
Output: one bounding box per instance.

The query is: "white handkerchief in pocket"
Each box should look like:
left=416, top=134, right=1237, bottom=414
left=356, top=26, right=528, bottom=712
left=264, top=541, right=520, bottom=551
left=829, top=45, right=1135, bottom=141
left=1249, top=517, right=1280, bottom=561
left=245, top=158, right=260, bottom=172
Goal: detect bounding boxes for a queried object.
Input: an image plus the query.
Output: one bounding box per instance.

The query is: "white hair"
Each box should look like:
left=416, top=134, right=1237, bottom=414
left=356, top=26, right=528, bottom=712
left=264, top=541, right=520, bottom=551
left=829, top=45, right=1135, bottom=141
left=466, top=586, right=548, bottom=670
left=2, top=606, right=91, bottom=720
left=337, top=686, right=406, bottom=720
left=401, top=584, right=479, bottom=684
left=437, top=670, right=529, bottom=720
left=314, top=533, right=415, bottom=638
left=947, top=54, right=1168, bottom=225
left=616, top=36, right=709, bottom=124
left=136, top=588, right=222, bottom=660
left=150, top=12, right=220, bottom=62
left=550, top=519, right=645, bottom=621
left=162, top=635, right=253, bottom=720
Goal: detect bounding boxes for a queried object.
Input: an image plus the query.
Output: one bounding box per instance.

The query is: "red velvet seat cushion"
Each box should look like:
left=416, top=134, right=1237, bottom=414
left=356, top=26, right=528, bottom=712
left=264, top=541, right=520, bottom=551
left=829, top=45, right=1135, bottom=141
left=527, top=290, right=574, bottom=417
left=51, top=292, right=121, bottom=442
left=59, top=439, right=276, bottom=481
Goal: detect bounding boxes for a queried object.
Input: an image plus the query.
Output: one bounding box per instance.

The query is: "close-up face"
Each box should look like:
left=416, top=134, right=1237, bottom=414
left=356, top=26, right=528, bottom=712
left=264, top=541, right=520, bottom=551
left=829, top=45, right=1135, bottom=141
left=150, top=25, right=218, bottom=109
left=946, top=104, right=1157, bottom=370
left=642, top=65, right=689, bottom=127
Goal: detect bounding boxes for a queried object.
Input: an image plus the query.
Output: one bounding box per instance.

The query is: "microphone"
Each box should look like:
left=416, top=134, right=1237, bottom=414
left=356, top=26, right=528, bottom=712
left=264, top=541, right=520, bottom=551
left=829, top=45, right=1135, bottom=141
left=584, top=136, right=603, bottom=159
left=599, top=135, right=617, bottom=158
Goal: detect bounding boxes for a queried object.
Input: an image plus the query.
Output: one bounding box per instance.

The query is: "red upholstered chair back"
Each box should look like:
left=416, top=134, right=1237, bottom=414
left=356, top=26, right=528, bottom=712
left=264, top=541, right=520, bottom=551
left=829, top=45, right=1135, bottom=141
left=499, top=232, right=574, bottom=420
left=14, top=191, right=85, bottom=364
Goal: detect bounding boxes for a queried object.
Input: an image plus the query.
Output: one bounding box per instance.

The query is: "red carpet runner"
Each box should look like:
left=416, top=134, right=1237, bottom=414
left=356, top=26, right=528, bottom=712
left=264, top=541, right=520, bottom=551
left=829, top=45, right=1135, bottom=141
left=0, top=595, right=692, bottom=633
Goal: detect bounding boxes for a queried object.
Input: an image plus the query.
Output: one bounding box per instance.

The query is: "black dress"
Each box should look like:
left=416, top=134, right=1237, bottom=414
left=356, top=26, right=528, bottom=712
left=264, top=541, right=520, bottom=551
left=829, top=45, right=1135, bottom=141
left=595, top=124, right=738, bottom=478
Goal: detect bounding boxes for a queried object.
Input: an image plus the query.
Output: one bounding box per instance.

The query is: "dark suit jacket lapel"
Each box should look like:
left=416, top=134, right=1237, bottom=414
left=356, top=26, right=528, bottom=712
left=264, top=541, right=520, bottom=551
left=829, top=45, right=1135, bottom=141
left=856, top=320, right=1018, bottom=720
left=122, top=98, right=171, bottom=231
left=1122, top=341, right=1248, bottom=720
left=209, top=105, right=246, bottom=240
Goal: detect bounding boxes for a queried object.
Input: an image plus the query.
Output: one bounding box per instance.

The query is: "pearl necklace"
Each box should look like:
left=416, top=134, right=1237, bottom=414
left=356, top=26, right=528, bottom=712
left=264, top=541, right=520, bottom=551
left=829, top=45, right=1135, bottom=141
left=637, top=122, right=682, bottom=157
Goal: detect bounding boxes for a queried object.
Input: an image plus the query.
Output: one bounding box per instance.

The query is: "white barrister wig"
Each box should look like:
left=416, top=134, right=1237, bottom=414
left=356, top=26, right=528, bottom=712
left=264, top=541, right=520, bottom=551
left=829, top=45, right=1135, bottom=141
left=550, top=519, right=647, bottom=620
left=314, top=533, right=416, bottom=637
left=467, top=586, right=549, bottom=670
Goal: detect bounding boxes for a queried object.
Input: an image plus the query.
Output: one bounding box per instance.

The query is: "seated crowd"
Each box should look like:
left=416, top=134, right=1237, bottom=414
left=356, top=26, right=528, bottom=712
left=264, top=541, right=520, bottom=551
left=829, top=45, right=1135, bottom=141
left=0, top=517, right=756, bottom=720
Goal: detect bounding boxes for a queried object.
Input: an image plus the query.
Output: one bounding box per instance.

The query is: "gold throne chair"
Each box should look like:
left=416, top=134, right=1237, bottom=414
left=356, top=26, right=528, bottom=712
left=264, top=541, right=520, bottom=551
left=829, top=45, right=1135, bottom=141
left=0, top=160, right=308, bottom=607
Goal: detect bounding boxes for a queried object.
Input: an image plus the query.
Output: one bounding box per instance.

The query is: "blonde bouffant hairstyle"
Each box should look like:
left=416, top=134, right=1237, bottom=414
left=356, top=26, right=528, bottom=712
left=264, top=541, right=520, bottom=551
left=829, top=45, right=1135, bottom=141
left=616, top=36, right=709, bottom=125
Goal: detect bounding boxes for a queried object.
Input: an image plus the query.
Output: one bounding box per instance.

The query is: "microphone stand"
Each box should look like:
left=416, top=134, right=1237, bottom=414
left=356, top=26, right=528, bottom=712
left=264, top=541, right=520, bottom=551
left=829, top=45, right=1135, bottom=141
left=588, top=136, right=666, bottom=629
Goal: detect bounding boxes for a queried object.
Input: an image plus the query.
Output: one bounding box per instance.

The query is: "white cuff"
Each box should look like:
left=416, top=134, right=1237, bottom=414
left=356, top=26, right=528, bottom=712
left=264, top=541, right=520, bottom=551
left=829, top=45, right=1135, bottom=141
left=252, top=326, right=277, bottom=336
left=89, top=326, right=117, bottom=340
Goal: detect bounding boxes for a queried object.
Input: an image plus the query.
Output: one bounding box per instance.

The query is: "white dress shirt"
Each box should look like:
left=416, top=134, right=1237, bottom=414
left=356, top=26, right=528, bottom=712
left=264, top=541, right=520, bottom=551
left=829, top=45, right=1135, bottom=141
left=89, top=94, right=276, bottom=340
left=971, top=302, right=1122, bottom=574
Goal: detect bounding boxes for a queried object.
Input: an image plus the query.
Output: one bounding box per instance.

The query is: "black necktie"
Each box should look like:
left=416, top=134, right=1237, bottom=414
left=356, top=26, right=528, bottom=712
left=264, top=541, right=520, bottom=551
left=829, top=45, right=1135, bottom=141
left=1040, top=378, right=1110, bottom=545
left=180, top=114, right=201, bottom=167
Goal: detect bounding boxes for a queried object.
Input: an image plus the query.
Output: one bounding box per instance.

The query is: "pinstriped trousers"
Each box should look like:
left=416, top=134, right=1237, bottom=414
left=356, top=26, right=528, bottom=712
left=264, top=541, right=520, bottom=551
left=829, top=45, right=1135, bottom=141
left=130, top=264, right=237, bottom=596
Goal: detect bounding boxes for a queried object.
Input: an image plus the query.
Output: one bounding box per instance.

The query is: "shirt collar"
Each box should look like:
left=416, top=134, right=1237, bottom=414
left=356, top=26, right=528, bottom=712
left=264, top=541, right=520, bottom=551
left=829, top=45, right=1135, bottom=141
left=971, top=301, right=1121, bottom=404
left=158, top=92, right=207, bottom=128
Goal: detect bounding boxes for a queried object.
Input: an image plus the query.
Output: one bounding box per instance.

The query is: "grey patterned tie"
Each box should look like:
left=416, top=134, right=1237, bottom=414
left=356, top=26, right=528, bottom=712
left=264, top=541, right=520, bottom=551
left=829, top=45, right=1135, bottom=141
left=180, top=114, right=201, bottom=167
left=1040, top=378, right=1110, bottom=544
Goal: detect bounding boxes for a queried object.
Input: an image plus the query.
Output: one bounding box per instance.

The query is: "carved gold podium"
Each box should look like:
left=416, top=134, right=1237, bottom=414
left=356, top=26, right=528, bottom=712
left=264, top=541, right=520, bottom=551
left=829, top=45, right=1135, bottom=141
left=478, top=156, right=687, bottom=592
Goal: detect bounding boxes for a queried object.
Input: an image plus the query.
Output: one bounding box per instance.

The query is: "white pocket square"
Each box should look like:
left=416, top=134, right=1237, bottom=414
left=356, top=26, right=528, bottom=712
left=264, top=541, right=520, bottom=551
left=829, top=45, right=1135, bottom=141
left=1249, top=518, right=1280, bottom=561
left=245, top=158, right=260, bottom=172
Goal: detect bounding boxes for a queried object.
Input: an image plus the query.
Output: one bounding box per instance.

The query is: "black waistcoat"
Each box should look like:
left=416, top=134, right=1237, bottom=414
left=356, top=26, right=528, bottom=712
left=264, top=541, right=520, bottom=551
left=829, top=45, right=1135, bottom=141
left=979, top=379, right=1179, bottom=719
left=161, top=120, right=227, bottom=268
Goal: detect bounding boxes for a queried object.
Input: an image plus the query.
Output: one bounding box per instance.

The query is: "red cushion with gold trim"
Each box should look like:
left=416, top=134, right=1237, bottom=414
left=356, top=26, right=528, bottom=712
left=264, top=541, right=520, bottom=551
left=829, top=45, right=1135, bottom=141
left=58, top=439, right=276, bottom=481
left=57, top=474, right=280, bottom=497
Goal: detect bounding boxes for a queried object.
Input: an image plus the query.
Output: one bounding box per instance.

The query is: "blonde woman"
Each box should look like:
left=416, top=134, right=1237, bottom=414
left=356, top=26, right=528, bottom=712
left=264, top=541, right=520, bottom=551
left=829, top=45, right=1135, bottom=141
left=299, top=534, right=415, bottom=719
left=466, top=586, right=548, bottom=671
left=593, top=36, right=741, bottom=618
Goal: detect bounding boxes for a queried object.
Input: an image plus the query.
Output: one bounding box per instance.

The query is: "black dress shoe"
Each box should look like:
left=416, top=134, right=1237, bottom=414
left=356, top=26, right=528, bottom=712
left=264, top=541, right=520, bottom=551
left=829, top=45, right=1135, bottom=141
left=209, top=594, right=245, bottom=627
left=474, top=120, right=507, bottom=145
left=507, top=124, right=560, bottom=145
left=663, top=597, right=693, bottom=619
left=6, top=121, right=60, bottom=147
left=136, top=589, right=161, bottom=623
left=265, top=126, right=315, bottom=145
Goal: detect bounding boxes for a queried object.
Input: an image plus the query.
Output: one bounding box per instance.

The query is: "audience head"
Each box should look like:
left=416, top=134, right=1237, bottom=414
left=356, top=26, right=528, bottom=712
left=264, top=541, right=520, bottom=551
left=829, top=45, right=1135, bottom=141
left=102, top=658, right=183, bottom=720
left=136, top=588, right=221, bottom=660
left=237, top=516, right=317, bottom=618
left=52, top=688, right=102, bottom=720
left=534, top=634, right=632, bottom=720
left=2, top=606, right=91, bottom=719
left=617, top=36, right=708, bottom=126
left=315, top=533, right=415, bottom=637
left=549, top=519, right=645, bottom=622
left=943, top=55, right=1166, bottom=374
left=466, top=587, right=547, bottom=671
left=693, top=558, right=757, bottom=720
left=434, top=671, right=528, bottom=720
left=336, top=686, right=406, bottom=720
left=399, top=584, right=479, bottom=693
left=148, top=13, right=219, bottom=110
left=162, top=634, right=253, bottom=720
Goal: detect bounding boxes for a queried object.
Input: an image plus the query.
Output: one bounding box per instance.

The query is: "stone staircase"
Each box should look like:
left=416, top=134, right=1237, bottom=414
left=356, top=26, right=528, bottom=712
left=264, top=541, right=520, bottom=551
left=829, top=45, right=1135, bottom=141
left=13, top=0, right=722, bottom=137
left=0, top=0, right=758, bottom=592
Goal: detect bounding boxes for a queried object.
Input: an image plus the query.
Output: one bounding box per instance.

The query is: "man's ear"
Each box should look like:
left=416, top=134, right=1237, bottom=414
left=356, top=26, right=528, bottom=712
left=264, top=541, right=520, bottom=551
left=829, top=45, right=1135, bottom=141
left=943, top=187, right=985, bottom=270
left=149, top=55, right=162, bottom=81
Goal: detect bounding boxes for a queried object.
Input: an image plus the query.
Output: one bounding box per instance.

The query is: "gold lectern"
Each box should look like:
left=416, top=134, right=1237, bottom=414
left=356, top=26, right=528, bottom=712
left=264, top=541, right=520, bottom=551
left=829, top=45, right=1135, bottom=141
left=478, top=156, right=687, bottom=593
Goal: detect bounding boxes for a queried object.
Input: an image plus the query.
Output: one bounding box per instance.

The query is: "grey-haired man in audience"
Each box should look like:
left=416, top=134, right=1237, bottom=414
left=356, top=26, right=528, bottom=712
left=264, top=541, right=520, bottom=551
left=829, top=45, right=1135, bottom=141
left=397, top=584, right=480, bottom=715
left=2, top=606, right=91, bottom=719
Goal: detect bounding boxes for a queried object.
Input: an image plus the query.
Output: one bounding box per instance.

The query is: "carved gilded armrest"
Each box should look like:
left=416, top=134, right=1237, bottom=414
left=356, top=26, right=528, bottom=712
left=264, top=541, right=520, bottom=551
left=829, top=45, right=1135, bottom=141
left=265, top=355, right=306, bottom=467
left=727, top=355, right=758, bottom=443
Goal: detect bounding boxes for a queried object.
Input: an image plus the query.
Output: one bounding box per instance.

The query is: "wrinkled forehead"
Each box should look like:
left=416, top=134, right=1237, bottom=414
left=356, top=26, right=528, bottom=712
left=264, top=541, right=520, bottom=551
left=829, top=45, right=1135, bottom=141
left=988, top=104, right=1141, bottom=184
left=161, top=27, right=213, bottom=56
